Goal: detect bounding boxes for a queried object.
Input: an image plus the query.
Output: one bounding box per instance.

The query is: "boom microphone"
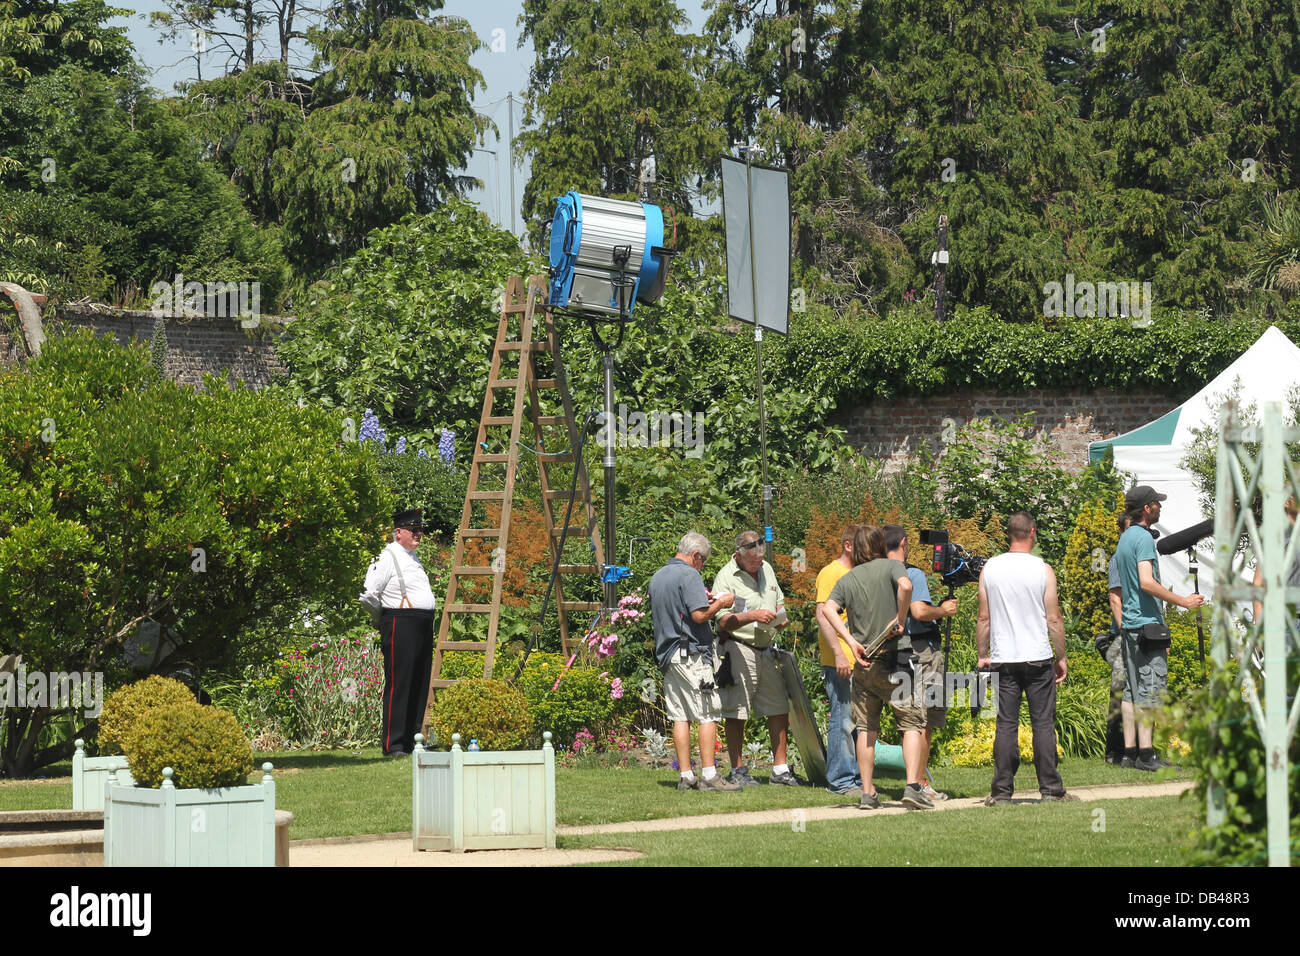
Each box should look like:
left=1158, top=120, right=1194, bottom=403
left=1156, top=519, right=1214, bottom=555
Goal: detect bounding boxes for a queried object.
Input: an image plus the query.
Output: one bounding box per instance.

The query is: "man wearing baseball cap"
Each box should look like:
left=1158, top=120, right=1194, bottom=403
left=360, top=508, right=436, bottom=756
left=1114, top=486, right=1204, bottom=770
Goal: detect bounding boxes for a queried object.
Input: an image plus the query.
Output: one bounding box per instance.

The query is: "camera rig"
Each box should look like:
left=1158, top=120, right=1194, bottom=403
left=920, top=529, right=990, bottom=716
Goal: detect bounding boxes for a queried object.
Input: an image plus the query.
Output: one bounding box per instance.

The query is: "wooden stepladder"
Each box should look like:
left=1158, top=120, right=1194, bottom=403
left=424, top=275, right=605, bottom=719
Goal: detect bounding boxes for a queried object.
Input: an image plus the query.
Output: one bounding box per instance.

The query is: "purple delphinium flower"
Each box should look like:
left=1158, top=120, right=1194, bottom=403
left=395, top=436, right=407, bottom=455
left=359, top=408, right=386, bottom=449
left=438, top=428, right=455, bottom=464
left=417, top=447, right=428, bottom=460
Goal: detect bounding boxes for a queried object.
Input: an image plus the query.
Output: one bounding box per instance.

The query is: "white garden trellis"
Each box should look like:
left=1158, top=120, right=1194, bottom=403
left=1211, top=401, right=1300, bottom=866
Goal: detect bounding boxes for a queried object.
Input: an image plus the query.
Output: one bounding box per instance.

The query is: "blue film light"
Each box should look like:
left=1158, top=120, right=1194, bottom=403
left=548, top=192, right=670, bottom=316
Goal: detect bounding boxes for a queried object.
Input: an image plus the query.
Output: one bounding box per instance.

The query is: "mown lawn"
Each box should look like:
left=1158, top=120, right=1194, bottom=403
left=0, top=749, right=1190, bottom=841
left=561, top=795, right=1199, bottom=867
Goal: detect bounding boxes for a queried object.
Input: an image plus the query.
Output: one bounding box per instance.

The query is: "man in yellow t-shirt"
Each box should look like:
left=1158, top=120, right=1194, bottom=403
left=815, top=525, right=862, bottom=796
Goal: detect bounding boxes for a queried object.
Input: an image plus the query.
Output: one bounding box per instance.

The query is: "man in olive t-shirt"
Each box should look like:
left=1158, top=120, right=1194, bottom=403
left=817, top=526, right=931, bottom=810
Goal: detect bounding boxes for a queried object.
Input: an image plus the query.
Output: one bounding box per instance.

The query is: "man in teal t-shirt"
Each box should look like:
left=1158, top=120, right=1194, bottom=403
left=1115, top=485, right=1204, bottom=771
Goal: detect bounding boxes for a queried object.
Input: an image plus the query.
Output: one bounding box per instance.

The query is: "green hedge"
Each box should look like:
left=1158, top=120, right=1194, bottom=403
left=772, top=306, right=1300, bottom=406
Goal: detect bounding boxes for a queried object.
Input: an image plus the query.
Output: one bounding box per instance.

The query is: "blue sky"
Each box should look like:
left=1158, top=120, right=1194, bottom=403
left=109, top=0, right=713, bottom=239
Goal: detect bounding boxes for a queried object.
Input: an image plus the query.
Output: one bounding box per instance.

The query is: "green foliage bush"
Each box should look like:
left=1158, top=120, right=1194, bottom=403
left=1061, top=492, right=1126, bottom=637
left=439, top=650, right=628, bottom=748
left=276, top=201, right=529, bottom=443
left=97, top=676, right=196, bottom=755
left=121, top=702, right=254, bottom=789
left=428, top=678, right=533, bottom=751
left=1174, top=659, right=1299, bottom=865
left=512, top=653, right=623, bottom=748
left=0, top=330, right=391, bottom=776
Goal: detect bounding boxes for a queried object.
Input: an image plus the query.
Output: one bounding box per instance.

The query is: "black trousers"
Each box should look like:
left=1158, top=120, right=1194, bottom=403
left=379, top=608, right=434, bottom=754
left=990, top=659, right=1065, bottom=799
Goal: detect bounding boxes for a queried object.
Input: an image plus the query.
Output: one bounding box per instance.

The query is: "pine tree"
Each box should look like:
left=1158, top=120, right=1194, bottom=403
left=517, top=0, right=726, bottom=249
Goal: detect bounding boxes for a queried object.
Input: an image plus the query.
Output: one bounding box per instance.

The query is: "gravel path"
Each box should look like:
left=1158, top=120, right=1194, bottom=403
left=289, top=779, right=1191, bottom=866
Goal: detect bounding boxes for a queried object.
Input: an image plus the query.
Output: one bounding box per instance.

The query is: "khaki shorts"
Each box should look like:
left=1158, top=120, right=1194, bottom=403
left=852, top=658, right=926, bottom=733
left=663, top=653, right=722, bottom=723
left=911, top=644, right=947, bottom=730
left=1121, top=630, right=1168, bottom=707
left=719, top=640, right=788, bottom=720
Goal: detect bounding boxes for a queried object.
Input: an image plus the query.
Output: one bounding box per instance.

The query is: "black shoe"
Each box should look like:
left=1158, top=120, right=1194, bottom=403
left=388, top=748, right=409, bottom=758
left=769, top=769, right=803, bottom=786
left=982, top=795, right=1012, bottom=806
left=1133, top=755, right=1163, bottom=772
left=1041, top=792, right=1080, bottom=802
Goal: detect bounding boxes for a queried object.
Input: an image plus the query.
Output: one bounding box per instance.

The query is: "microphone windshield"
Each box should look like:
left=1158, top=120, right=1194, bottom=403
left=1156, top=519, right=1214, bottom=555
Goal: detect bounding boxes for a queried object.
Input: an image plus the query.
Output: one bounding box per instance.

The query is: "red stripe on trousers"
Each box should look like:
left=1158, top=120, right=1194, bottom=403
left=385, top=616, right=397, bottom=751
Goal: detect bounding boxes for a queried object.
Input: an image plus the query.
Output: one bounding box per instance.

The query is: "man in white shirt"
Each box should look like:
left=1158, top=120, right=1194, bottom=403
left=360, top=508, right=436, bottom=756
left=976, top=511, right=1075, bottom=804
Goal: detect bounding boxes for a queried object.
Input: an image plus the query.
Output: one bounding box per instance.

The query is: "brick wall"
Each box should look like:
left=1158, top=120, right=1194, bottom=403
left=7, top=301, right=1186, bottom=472
left=831, top=388, right=1190, bottom=471
left=52, top=307, right=293, bottom=388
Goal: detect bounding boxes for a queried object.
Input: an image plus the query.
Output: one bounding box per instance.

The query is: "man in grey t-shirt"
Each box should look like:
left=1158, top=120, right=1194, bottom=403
left=649, top=531, right=740, bottom=792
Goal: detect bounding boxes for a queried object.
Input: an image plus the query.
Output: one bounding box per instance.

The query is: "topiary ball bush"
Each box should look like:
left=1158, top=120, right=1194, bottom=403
left=429, top=679, right=533, bottom=751
left=97, top=675, right=197, bottom=755
left=121, top=702, right=254, bottom=789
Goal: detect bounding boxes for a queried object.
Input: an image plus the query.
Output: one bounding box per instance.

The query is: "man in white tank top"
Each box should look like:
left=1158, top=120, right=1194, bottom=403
left=976, top=511, right=1075, bottom=804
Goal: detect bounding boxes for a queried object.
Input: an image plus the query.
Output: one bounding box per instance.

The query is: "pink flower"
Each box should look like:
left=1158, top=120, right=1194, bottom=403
left=610, top=678, right=624, bottom=700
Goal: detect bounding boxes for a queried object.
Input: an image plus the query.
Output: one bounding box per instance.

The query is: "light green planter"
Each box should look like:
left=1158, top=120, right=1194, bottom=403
left=412, top=733, right=556, bottom=852
left=71, top=739, right=134, bottom=810
left=104, top=764, right=277, bottom=866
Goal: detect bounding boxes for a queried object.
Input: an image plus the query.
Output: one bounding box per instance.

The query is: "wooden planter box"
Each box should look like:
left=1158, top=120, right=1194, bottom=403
left=104, top=764, right=278, bottom=867
left=412, top=732, right=555, bottom=852
left=71, top=739, right=135, bottom=810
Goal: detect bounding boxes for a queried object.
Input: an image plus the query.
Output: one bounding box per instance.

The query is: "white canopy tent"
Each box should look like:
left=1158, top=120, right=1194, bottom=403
left=1087, top=325, right=1300, bottom=600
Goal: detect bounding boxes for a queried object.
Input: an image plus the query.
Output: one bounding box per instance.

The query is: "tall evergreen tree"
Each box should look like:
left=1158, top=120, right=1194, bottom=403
left=1082, top=0, right=1300, bottom=314
left=517, top=0, right=726, bottom=249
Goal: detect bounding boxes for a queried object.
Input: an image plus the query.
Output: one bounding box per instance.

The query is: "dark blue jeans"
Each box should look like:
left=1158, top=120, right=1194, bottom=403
left=990, top=659, right=1065, bottom=799
left=822, top=666, right=861, bottom=792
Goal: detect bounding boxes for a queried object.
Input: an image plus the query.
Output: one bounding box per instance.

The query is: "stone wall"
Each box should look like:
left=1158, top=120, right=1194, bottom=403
left=52, top=306, right=293, bottom=388
left=831, top=388, right=1190, bottom=471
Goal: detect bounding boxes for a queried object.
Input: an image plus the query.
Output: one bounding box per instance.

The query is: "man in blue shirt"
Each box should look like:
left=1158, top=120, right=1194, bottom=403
left=1115, top=486, right=1204, bottom=771
left=649, top=531, right=742, bottom=792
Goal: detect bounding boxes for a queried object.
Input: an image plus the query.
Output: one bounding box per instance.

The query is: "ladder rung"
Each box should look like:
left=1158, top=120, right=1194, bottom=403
left=550, top=526, right=591, bottom=537
left=561, top=601, right=602, bottom=612
left=490, top=378, right=521, bottom=388
left=445, top=603, right=494, bottom=612
left=559, top=564, right=598, bottom=574
left=475, top=453, right=509, bottom=463
left=460, top=528, right=502, bottom=537
left=537, top=415, right=567, bottom=427
left=469, top=491, right=506, bottom=500
left=497, top=342, right=539, bottom=351
left=452, top=566, right=498, bottom=575
left=436, top=642, right=490, bottom=652
left=545, top=453, right=574, bottom=462
left=535, top=378, right=558, bottom=389
left=543, top=489, right=576, bottom=499
left=484, top=416, right=513, bottom=426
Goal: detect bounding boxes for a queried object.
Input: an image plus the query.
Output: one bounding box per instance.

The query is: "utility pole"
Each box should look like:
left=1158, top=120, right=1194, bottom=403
left=507, top=92, right=517, bottom=239
left=934, top=214, right=949, bottom=321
